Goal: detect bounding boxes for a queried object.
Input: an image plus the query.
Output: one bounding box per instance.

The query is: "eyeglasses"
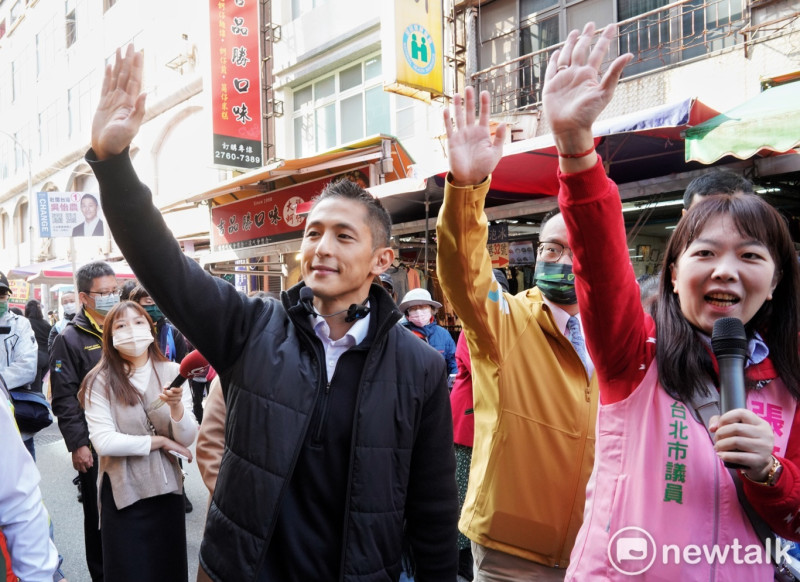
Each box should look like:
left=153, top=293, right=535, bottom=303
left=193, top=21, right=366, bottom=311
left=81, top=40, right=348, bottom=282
left=537, top=241, right=573, bottom=262
left=86, top=290, right=121, bottom=299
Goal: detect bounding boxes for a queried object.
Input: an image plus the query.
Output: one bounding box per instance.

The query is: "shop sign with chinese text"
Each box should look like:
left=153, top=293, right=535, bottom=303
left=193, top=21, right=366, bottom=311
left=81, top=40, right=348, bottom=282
left=209, top=0, right=263, bottom=170
left=210, top=170, right=369, bottom=251
left=381, top=0, right=444, bottom=100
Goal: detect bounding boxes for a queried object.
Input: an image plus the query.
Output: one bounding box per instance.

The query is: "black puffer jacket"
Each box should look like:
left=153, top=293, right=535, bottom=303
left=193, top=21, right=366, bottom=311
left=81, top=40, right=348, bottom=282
left=49, top=309, right=103, bottom=452
left=89, top=149, right=459, bottom=582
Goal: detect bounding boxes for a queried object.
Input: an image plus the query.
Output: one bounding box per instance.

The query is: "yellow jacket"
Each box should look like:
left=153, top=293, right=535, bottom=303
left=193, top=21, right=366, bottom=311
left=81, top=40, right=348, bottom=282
left=436, top=177, right=597, bottom=568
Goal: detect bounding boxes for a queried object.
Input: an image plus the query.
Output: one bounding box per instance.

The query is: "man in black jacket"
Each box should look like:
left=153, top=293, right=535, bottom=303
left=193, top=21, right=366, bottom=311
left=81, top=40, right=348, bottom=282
left=86, top=46, right=458, bottom=582
left=50, top=260, right=119, bottom=582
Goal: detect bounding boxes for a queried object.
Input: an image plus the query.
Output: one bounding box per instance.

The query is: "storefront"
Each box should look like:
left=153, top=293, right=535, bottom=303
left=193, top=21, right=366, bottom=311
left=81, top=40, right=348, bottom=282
left=162, top=135, right=416, bottom=294
left=374, top=92, right=800, bottom=329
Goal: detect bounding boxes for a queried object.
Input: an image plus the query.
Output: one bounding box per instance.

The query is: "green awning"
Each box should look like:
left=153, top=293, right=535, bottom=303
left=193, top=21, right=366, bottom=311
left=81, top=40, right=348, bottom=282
left=685, top=81, right=800, bottom=164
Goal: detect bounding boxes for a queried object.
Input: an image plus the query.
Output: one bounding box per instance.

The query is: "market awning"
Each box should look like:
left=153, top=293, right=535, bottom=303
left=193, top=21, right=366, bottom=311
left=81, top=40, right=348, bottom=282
left=355, top=97, right=721, bottom=238
left=424, top=96, right=719, bottom=198
left=685, top=81, right=800, bottom=164
left=161, top=134, right=414, bottom=212
left=24, top=262, right=137, bottom=286
left=7, top=260, right=73, bottom=280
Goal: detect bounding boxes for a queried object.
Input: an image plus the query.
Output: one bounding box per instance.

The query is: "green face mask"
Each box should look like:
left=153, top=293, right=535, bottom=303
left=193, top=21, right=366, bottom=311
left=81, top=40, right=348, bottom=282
left=0, top=300, right=7, bottom=318
left=533, top=261, right=578, bottom=305
left=143, top=304, right=163, bottom=322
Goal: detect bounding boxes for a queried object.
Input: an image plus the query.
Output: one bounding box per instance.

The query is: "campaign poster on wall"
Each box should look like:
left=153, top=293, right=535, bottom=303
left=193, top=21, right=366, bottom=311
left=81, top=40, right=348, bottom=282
left=209, top=0, right=263, bottom=170
left=37, top=191, right=105, bottom=238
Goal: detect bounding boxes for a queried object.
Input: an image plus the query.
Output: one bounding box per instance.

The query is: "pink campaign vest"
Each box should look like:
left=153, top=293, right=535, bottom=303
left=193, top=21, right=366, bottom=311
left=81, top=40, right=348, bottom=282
left=566, top=361, right=796, bottom=581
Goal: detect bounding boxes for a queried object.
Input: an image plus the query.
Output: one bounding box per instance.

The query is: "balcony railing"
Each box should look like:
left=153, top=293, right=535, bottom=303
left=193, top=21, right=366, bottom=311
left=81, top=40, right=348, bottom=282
left=472, top=0, right=748, bottom=115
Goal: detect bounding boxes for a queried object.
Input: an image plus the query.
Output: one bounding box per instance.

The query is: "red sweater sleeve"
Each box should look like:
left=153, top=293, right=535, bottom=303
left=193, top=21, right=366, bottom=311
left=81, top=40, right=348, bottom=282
left=558, top=158, right=656, bottom=404
left=743, top=403, right=800, bottom=540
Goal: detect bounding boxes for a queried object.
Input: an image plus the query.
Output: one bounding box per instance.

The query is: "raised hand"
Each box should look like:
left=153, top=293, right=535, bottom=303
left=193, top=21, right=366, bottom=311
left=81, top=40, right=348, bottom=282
left=91, top=44, right=147, bottom=161
left=444, top=87, right=506, bottom=186
left=542, top=22, right=631, bottom=168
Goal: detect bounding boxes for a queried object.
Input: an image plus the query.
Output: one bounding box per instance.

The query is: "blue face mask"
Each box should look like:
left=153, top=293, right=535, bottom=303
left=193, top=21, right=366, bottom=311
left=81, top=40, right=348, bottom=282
left=93, top=294, right=120, bottom=316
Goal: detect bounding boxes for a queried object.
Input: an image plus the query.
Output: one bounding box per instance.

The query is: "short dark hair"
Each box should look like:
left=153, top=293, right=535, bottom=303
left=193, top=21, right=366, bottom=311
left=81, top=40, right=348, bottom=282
left=682, top=170, right=754, bottom=209
left=25, top=300, right=44, bottom=320
left=80, top=193, right=99, bottom=206
left=75, top=261, right=116, bottom=294
left=127, top=284, right=151, bottom=304
left=312, top=178, right=391, bottom=248
left=539, top=208, right=561, bottom=234
left=119, top=280, right=139, bottom=301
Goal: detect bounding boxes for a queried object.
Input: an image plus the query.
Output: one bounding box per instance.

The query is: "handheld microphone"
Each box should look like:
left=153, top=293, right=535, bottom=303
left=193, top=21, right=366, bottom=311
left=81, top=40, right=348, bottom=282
left=711, top=316, right=748, bottom=469
left=298, top=286, right=370, bottom=322
left=167, top=350, right=211, bottom=388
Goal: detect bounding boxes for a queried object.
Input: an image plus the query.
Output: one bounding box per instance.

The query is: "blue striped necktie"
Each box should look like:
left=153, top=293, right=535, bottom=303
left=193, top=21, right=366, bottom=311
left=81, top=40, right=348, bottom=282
left=567, top=315, right=590, bottom=374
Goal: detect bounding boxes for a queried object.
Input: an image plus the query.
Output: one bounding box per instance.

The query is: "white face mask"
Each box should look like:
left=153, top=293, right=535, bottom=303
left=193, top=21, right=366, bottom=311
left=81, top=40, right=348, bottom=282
left=113, top=326, right=154, bottom=358
left=62, top=302, right=77, bottom=316
left=407, top=308, right=433, bottom=328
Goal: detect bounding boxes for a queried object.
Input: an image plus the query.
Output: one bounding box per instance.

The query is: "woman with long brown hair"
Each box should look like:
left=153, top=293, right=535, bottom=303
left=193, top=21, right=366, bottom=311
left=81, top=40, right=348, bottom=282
left=80, top=300, right=196, bottom=582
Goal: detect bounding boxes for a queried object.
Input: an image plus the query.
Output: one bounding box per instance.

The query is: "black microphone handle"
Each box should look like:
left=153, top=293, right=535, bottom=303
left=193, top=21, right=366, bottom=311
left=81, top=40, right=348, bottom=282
left=168, top=372, right=185, bottom=389
left=717, top=354, right=747, bottom=469
left=718, top=355, right=747, bottom=414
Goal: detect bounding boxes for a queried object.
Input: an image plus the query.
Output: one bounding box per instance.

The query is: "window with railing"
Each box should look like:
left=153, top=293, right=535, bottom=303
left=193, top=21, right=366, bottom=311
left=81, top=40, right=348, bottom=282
left=15, top=201, right=28, bottom=244
left=39, top=101, right=60, bottom=157
left=0, top=142, right=9, bottom=181
left=13, top=128, right=29, bottom=172
left=518, top=0, right=561, bottom=109
left=10, top=0, right=23, bottom=24
left=618, top=0, right=745, bottom=75
left=292, top=0, right=325, bottom=20
left=475, top=0, right=614, bottom=113
left=36, top=17, right=57, bottom=78
left=65, top=0, right=76, bottom=48
left=473, top=0, right=748, bottom=114
left=0, top=212, right=8, bottom=250
left=68, top=73, right=96, bottom=139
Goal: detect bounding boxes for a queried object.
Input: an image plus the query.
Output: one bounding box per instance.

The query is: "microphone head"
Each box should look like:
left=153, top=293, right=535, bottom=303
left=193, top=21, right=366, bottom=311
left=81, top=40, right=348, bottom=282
left=179, top=349, right=211, bottom=379
left=299, top=287, right=315, bottom=302
left=711, top=317, right=747, bottom=358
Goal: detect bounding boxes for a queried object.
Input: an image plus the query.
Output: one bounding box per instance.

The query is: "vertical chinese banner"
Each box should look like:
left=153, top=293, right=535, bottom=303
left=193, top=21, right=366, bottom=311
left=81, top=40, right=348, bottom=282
left=209, top=0, right=263, bottom=170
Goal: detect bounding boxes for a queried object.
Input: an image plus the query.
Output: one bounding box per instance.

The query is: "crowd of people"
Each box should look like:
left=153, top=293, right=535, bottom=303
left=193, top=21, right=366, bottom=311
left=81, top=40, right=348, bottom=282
left=2, top=21, right=799, bottom=582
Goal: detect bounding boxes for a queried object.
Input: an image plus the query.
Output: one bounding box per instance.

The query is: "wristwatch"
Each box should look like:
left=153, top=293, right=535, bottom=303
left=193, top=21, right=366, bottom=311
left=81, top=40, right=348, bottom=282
left=743, top=455, right=783, bottom=487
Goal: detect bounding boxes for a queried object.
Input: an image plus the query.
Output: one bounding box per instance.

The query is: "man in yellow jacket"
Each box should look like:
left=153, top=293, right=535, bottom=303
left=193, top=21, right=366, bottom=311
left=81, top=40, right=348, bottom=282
left=436, top=87, right=598, bottom=581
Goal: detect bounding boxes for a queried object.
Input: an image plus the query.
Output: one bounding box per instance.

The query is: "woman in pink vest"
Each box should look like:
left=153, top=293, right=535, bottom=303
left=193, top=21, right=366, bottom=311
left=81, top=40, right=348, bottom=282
left=526, top=22, right=800, bottom=581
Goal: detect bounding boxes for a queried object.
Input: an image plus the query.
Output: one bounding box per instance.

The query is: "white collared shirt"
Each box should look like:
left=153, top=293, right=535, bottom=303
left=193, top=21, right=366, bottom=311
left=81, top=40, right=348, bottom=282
left=310, top=308, right=371, bottom=381
left=82, top=217, right=100, bottom=235
left=542, top=295, right=595, bottom=378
